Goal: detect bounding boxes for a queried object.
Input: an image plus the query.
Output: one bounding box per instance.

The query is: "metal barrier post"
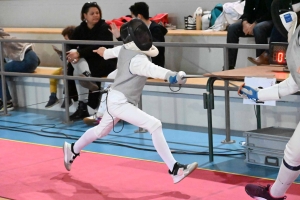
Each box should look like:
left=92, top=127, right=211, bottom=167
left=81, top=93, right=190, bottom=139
left=222, top=47, right=235, bottom=144
left=256, top=105, right=261, bottom=129
left=0, top=42, right=9, bottom=116
left=204, top=77, right=217, bottom=162
left=61, top=43, right=71, bottom=124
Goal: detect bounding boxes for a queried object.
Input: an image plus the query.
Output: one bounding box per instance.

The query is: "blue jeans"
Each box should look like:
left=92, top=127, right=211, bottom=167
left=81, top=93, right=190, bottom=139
left=227, top=20, right=273, bottom=69
left=0, top=49, right=39, bottom=100
left=268, top=26, right=288, bottom=45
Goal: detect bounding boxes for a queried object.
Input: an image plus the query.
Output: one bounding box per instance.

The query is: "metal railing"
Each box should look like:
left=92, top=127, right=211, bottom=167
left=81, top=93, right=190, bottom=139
left=0, top=38, right=269, bottom=146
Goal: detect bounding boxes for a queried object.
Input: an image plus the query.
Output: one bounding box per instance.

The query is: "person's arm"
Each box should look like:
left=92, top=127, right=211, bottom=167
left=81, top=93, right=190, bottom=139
left=129, top=54, right=170, bottom=79
left=109, top=22, right=122, bottom=41
left=103, top=46, right=122, bottom=59
left=258, top=75, right=299, bottom=101
left=93, top=45, right=122, bottom=59
left=238, top=75, right=299, bottom=102
left=129, top=55, right=186, bottom=84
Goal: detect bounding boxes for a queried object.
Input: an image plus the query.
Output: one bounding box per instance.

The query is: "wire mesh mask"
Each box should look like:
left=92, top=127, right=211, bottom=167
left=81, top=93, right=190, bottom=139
left=271, top=0, right=300, bottom=37
left=120, top=19, right=152, bottom=51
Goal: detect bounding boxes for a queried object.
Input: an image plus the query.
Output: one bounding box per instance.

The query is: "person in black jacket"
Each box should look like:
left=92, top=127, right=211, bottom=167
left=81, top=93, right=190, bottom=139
left=129, top=2, right=168, bottom=67
left=110, top=2, right=168, bottom=67
left=83, top=1, right=168, bottom=125
left=226, top=0, right=274, bottom=70
left=66, top=2, right=116, bottom=120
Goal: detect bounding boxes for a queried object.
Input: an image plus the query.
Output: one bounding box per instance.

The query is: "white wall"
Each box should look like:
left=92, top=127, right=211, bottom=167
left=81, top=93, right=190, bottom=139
left=0, top=0, right=230, bottom=29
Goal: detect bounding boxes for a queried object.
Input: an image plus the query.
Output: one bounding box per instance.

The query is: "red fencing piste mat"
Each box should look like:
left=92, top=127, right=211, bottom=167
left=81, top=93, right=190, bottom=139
left=1, top=139, right=300, bottom=200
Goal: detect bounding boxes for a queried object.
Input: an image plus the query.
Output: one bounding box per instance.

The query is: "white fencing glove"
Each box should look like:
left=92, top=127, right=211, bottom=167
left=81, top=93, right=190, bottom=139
left=165, top=71, right=187, bottom=84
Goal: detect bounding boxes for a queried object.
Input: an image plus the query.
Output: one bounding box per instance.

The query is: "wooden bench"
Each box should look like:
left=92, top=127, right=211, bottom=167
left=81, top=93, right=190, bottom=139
left=3, top=28, right=227, bottom=37
left=33, top=66, right=61, bottom=75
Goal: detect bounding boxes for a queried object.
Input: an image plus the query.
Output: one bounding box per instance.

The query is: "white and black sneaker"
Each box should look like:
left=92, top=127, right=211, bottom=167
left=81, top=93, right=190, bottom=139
left=63, top=142, right=80, bottom=171
left=169, top=162, right=198, bottom=184
left=184, top=15, right=196, bottom=30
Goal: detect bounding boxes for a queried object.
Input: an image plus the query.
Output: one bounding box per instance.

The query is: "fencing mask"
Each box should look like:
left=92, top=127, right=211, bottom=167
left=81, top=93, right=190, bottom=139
left=120, top=18, right=158, bottom=57
left=271, top=0, right=300, bottom=41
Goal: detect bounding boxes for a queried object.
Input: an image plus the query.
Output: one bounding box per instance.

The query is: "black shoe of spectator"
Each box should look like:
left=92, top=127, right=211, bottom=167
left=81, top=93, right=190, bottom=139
left=45, top=94, right=59, bottom=108
left=0, top=99, right=14, bottom=112
left=69, top=101, right=90, bottom=121
left=61, top=98, right=73, bottom=109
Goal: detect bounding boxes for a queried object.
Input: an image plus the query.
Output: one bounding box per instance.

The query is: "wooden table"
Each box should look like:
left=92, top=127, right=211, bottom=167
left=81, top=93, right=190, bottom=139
left=203, top=65, right=289, bottom=161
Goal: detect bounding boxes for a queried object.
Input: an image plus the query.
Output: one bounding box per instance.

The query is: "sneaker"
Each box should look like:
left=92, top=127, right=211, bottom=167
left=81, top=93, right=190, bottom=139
left=61, top=98, right=73, bottom=109
left=245, top=184, right=287, bottom=200
left=63, top=142, right=79, bottom=171
left=69, top=101, right=90, bottom=121
left=169, top=162, right=198, bottom=184
left=83, top=113, right=102, bottom=125
left=0, top=100, right=14, bottom=112
left=45, top=94, right=59, bottom=108
left=184, top=15, right=196, bottom=30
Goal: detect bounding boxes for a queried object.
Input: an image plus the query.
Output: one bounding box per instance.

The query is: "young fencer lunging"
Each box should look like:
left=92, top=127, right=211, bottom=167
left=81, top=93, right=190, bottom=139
left=63, top=18, right=198, bottom=184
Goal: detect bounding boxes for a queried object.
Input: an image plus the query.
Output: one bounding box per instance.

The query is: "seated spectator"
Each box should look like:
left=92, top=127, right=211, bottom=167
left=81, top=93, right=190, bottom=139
left=110, top=2, right=168, bottom=67
left=45, top=25, right=78, bottom=108
left=247, top=26, right=287, bottom=65
left=83, top=1, right=168, bottom=125
left=0, top=28, right=40, bottom=111
left=226, top=0, right=274, bottom=70
left=130, top=2, right=168, bottom=67
left=66, top=2, right=116, bottom=121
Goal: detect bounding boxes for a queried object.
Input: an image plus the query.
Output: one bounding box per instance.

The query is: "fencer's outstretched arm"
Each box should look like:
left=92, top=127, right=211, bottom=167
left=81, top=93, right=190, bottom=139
left=95, top=46, right=186, bottom=84
left=258, top=75, right=299, bottom=101
left=240, top=75, right=299, bottom=101
left=129, top=54, right=186, bottom=84
left=129, top=54, right=169, bottom=79
left=93, top=46, right=122, bottom=59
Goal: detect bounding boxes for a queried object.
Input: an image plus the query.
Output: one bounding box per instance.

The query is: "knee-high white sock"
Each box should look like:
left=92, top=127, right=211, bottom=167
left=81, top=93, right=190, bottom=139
left=270, top=162, right=300, bottom=197
left=73, top=127, right=98, bottom=154
left=151, top=127, right=176, bottom=171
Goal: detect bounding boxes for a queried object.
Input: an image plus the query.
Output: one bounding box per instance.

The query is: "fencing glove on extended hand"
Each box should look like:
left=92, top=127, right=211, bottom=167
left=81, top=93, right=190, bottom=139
left=165, top=71, right=187, bottom=84
left=238, top=85, right=259, bottom=102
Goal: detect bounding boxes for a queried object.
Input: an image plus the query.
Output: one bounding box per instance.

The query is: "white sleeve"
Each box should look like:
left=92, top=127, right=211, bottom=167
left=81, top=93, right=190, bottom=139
left=258, top=75, right=299, bottom=101
left=129, top=54, right=171, bottom=80
left=103, top=46, right=122, bottom=60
